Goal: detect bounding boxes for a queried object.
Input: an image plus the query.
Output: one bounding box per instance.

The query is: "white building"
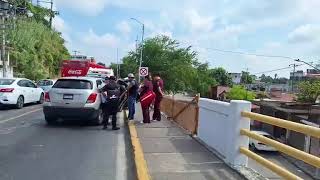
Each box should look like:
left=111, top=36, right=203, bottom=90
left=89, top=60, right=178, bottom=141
left=229, top=73, right=241, bottom=84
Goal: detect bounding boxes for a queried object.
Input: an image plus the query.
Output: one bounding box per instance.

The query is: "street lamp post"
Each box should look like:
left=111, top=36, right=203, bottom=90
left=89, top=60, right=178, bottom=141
left=130, top=17, right=144, bottom=82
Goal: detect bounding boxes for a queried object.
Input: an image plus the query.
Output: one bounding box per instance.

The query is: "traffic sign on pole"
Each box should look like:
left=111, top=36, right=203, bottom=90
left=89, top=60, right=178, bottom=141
left=139, top=67, right=148, bottom=77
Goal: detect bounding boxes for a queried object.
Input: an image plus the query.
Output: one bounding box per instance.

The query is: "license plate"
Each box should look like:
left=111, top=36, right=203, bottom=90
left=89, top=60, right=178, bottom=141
left=63, top=94, right=73, bottom=100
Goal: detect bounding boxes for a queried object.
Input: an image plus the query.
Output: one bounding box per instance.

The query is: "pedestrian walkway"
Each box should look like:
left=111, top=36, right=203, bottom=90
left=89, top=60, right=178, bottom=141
left=130, top=105, right=245, bottom=180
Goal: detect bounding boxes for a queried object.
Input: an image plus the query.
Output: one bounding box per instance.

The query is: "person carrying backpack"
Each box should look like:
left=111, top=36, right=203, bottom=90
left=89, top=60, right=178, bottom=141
left=127, top=73, right=138, bottom=120
left=101, top=76, right=120, bottom=130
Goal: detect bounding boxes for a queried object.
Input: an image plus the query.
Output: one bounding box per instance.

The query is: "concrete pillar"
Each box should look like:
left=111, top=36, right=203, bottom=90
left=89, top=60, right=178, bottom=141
left=226, top=100, right=252, bottom=167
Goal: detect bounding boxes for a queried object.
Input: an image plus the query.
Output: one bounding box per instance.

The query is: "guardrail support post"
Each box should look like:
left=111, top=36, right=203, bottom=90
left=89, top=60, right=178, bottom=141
left=226, top=100, right=251, bottom=167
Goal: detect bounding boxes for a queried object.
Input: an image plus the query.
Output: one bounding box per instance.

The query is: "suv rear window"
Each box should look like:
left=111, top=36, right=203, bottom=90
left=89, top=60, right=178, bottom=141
left=0, top=79, right=15, bottom=85
left=53, top=79, right=93, bottom=89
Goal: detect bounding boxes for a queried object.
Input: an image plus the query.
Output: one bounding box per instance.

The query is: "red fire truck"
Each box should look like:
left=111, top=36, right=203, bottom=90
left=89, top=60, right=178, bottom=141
left=60, top=55, right=114, bottom=78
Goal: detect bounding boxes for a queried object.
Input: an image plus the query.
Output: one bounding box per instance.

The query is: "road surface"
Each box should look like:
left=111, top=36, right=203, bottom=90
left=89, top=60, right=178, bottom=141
left=0, top=104, right=136, bottom=180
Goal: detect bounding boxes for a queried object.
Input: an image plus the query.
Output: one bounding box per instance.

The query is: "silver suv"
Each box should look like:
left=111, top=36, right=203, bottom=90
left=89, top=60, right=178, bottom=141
left=43, top=77, right=104, bottom=125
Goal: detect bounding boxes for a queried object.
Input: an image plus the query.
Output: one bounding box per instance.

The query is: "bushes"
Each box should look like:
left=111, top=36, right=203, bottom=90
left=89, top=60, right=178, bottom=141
left=227, top=85, right=256, bottom=101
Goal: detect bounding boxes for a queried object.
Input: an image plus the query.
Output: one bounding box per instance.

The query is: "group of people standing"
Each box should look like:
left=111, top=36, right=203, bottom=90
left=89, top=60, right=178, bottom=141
left=127, top=73, right=164, bottom=123
left=100, top=73, right=164, bottom=130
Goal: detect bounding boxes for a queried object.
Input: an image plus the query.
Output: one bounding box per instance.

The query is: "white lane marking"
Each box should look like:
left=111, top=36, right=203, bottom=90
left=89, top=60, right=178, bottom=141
left=0, top=108, right=42, bottom=124
left=115, top=112, right=127, bottom=180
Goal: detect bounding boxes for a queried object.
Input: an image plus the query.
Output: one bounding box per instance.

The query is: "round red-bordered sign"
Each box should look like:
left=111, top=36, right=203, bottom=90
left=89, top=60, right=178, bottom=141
left=139, top=67, right=148, bottom=76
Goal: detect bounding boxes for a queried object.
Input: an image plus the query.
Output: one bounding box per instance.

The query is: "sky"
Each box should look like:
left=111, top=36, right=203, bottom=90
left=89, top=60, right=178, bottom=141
left=37, top=0, right=320, bottom=78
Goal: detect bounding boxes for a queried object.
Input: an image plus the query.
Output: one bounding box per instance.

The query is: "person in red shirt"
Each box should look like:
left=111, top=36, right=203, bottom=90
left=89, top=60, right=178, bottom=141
left=152, top=73, right=164, bottom=121
left=139, top=74, right=155, bottom=123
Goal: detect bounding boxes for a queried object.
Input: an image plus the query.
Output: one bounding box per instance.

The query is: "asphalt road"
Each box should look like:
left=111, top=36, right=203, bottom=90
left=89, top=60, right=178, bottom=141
left=0, top=104, right=136, bottom=180
left=248, top=150, right=313, bottom=180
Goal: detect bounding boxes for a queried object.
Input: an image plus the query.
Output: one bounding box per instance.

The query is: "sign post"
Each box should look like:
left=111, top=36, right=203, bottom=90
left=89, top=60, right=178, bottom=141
left=139, top=67, right=148, bottom=78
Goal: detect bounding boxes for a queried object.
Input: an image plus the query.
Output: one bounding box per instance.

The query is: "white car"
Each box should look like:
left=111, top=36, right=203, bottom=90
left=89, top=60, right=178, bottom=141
left=0, top=78, right=44, bottom=109
left=43, top=77, right=104, bottom=125
left=249, top=131, right=277, bottom=152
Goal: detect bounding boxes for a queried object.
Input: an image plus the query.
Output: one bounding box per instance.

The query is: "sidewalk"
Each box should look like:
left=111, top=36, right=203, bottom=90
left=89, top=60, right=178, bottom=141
left=130, top=105, right=245, bottom=180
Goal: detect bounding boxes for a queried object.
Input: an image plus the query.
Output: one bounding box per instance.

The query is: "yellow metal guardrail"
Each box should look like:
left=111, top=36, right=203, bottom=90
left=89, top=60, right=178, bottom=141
left=239, top=147, right=302, bottom=180
left=241, top=111, right=320, bottom=138
left=240, top=111, right=320, bottom=179
left=240, top=129, right=320, bottom=168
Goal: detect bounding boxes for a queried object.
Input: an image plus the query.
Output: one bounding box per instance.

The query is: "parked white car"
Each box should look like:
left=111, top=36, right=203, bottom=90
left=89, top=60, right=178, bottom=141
left=0, top=78, right=44, bottom=109
left=249, top=131, right=277, bottom=151
left=43, top=77, right=103, bottom=125
left=37, top=79, right=56, bottom=92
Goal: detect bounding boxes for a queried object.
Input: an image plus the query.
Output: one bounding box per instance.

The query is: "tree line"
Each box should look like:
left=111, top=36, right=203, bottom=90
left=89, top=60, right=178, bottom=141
left=7, top=0, right=69, bottom=80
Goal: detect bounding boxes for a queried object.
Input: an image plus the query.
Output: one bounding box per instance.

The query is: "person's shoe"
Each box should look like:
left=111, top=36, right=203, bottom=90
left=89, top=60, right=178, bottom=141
left=102, top=126, right=108, bottom=130
left=112, top=127, right=120, bottom=130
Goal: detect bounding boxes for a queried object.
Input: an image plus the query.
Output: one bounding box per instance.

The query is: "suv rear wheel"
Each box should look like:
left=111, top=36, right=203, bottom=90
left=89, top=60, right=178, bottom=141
left=93, top=108, right=104, bottom=125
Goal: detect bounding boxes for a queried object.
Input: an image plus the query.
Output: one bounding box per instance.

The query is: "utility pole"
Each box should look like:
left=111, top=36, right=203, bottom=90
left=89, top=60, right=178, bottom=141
left=1, top=15, right=5, bottom=78
left=49, top=0, right=53, bottom=28
left=290, top=63, right=297, bottom=92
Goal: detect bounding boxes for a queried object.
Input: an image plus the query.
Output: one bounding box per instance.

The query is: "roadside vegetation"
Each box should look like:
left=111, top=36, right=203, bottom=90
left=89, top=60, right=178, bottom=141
left=7, top=0, right=69, bottom=80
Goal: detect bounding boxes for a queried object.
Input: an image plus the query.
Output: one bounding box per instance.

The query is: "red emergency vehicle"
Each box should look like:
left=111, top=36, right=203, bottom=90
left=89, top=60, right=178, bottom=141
left=60, top=55, right=114, bottom=78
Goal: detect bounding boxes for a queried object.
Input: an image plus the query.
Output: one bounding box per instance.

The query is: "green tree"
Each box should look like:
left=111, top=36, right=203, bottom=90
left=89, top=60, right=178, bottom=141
left=8, top=19, right=69, bottom=80
left=120, top=35, right=216, bottom=95
left=226, top=85, right=256, bottom=101
left=297, top=80, right=320, bottom=103
left=241, top=71, right=254, bottom=84
left=210, top=67, right=233, bottom=86
left=260, top=74, right=273, bottom=83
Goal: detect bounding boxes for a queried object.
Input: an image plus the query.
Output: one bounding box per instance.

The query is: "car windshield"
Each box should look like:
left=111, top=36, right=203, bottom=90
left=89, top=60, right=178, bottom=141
left=53, top=79, right=93, bottom=89
left=0, top=79, right=15, bottom=85
left=37, top=80, right=53, bottom=86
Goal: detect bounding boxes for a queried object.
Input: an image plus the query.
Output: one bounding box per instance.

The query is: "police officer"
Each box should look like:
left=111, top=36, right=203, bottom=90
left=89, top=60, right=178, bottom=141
left=101, top=76, right=120, bottom=130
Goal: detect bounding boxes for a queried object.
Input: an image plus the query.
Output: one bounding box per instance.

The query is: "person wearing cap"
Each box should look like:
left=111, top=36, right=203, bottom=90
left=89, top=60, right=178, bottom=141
left=127, top=73, right=138, bottom=120
left=101, top=76, right=120, bottom=130
left=152, top=73, right=164, bottom=121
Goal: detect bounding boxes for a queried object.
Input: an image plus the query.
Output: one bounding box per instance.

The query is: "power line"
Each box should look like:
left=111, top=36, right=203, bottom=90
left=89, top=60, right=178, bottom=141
left=253, top=64, right=304, bottom=75
left=204, top=48, right=295, bottom=60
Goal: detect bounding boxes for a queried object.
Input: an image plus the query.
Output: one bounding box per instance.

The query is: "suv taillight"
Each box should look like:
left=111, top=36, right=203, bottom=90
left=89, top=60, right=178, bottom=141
left=86, top=93, right=97, bottom=103
left=45, top=92, right=50, bottom=102
left=0, top=88, right=14, bottom=93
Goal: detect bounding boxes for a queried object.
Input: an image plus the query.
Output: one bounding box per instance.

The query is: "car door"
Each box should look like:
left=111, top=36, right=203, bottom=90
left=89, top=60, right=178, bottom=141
left=26, top=80, right=39, bottom=102
left=17, top=80, right=30, bottom=103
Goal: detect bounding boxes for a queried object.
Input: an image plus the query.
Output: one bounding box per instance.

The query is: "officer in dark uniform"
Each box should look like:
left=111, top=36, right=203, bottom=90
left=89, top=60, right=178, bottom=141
left=101, top=76, right=120, bottom=130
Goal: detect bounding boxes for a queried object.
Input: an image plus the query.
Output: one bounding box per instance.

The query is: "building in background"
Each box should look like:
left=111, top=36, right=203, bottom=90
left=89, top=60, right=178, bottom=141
left=229, top=73, right=241, bottom=84
left=290, top=70, right=304, bottom=81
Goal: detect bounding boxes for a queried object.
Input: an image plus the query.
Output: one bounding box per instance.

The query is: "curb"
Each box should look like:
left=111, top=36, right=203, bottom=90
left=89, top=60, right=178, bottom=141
left=124, top=110, right=151, bottom=180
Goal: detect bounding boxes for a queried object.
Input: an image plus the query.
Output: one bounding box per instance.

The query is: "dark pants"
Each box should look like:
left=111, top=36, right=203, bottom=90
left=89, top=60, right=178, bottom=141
left=141, top=103, right=151, bottom=123
left=103, top=102, right=118, bottom=128
left=128, top=95, right=136, bottom=119
left=153, top=96, right=162, bottom=121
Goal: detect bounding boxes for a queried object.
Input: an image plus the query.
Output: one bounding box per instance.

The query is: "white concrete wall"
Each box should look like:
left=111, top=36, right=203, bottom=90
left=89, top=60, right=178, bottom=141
left=198, top=98, right=251, bottom=167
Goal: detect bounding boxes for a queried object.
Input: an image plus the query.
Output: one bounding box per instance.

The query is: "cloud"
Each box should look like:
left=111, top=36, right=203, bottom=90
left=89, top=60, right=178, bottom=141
left=82, top=29, right=119, bottom=48
left=185, top=9, right=214, bottom=32
left=288, top=24, right=320, bottom=43
left=55, top=0, right=109, bottom=16
left=116, top=21, right=131, bottom=35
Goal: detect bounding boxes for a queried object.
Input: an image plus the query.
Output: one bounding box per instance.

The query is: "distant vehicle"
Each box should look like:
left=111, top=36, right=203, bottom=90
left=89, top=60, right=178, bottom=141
left=37, top=79, right=56, bottom=92
left=60, top=55, right=114, bottom=78
left=0, top=78, right=44, bottom=109
left=249, top=131, right=277, bottom=151
left=43, top=77, right=104, bottom=125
